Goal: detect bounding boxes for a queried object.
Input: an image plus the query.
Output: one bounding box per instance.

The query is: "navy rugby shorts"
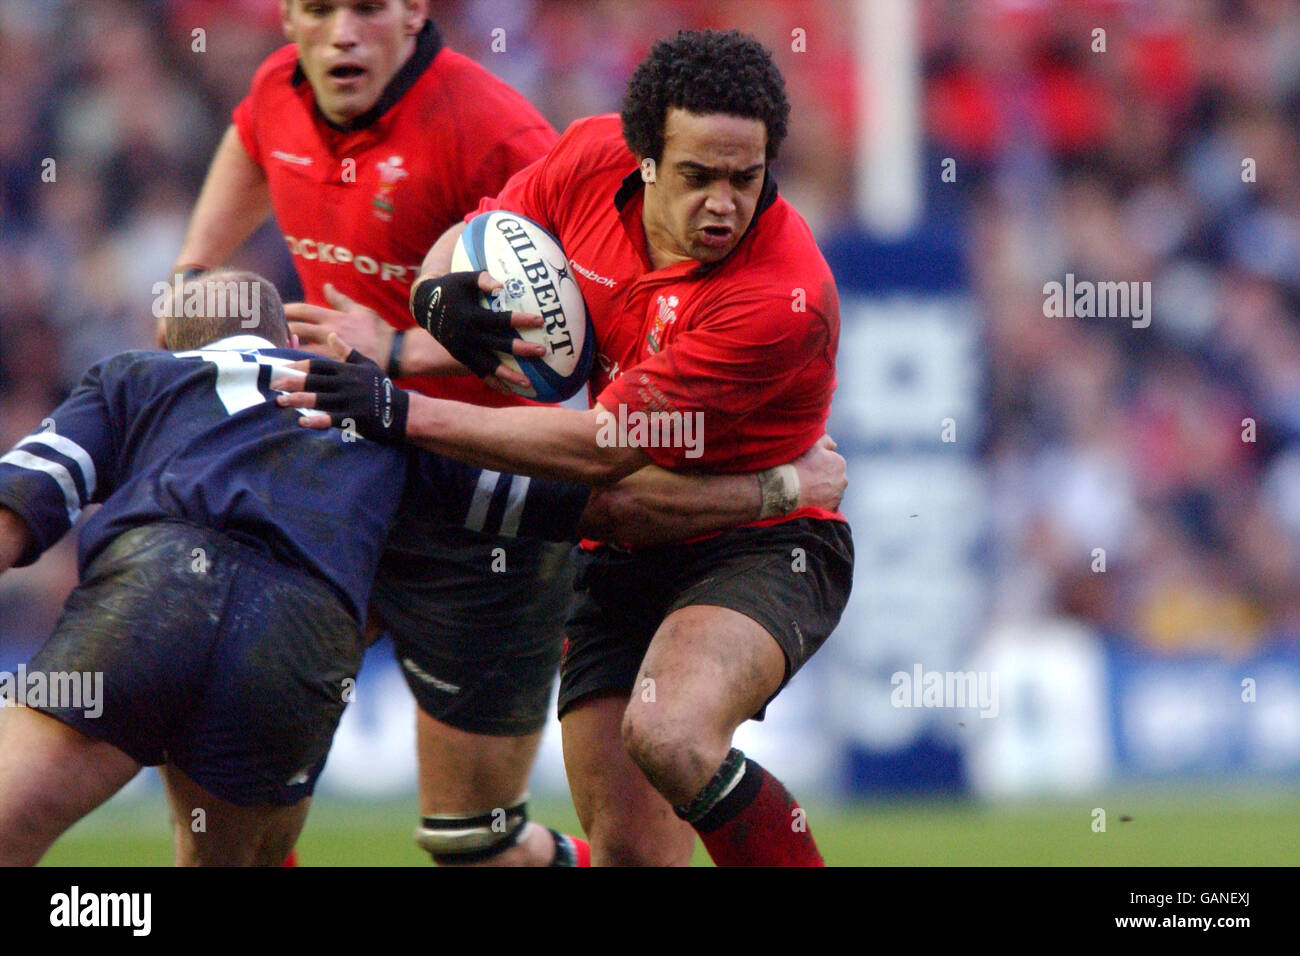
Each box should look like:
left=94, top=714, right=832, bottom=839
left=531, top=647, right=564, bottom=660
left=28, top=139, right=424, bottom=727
left=27, top=521, right=362, bottom=806
left=371, top=510, right=573, bottom=736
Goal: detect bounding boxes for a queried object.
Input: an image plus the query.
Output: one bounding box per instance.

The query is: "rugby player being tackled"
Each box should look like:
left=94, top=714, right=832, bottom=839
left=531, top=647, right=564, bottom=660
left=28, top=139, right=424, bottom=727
left=277, top=30, right=853, bottom=866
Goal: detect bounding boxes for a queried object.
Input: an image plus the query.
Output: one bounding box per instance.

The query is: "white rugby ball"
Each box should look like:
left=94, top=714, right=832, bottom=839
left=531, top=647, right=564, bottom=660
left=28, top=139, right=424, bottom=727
left=451, top=210, right=594, bottom=402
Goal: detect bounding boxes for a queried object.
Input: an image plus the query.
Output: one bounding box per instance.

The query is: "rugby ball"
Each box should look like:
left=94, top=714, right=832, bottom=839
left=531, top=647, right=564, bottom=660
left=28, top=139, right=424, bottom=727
left=451, top=211, right=594, bottom=402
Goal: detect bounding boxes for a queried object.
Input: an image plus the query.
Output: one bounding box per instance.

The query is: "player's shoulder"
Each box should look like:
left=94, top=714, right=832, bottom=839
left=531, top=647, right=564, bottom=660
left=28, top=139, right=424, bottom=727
left=97, top=346, right=224, bottom=379
left=409, top=47, right=554, bottom=146
left=93, top=348, right=171, bottom=378
left=76, top=349, right=189, bottom=403
left=427, top=47, right=536, bottom=108
left=558, top=114, right=626, bottom=153
left=725, top=196, right=835, bottom=300
left=245, top=43, right=301, bottom=101
left=244, top=345, right=313, bottom=362
left=549, top=114, right=634, bottom=174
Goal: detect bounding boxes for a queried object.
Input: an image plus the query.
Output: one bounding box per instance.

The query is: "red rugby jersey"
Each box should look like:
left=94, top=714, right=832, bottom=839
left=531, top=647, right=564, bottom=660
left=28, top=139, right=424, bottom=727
left=233, top=21, right=557, bottom=406
left=475, top=116, right=841, bottom=505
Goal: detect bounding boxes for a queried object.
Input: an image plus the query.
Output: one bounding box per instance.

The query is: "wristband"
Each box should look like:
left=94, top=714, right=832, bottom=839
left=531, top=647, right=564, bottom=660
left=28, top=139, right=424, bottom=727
left=387, top=330, right=406, bottom=379
left=410, top=277, right=442, bottom=333
left=756, top=464, right=800, bottom=519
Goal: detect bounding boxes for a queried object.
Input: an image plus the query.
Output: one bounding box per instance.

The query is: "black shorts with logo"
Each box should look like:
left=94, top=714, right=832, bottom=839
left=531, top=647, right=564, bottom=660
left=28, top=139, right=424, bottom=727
left=371, top=516, right=574, bottom=737
left=26, top=521, right=363, bottom=807
left=557, top=517, right=854, bottom=719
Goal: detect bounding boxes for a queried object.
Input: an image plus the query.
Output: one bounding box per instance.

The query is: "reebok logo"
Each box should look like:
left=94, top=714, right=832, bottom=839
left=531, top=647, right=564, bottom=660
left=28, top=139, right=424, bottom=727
left=568, top=258, right=616, bottom=288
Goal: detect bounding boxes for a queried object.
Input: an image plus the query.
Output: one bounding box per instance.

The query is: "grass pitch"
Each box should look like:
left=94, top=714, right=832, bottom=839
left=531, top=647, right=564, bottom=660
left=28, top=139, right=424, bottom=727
left=39, top=787, right=1300, bottom=866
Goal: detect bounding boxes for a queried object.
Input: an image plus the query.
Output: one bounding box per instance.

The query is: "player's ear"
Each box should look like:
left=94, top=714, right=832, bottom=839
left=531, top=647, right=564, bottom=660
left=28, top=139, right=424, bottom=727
left=640, top=158, right=657, bottom=184
left=404, top=0, right=427, bottom=35
left=280, top=0, right=296, bottom=42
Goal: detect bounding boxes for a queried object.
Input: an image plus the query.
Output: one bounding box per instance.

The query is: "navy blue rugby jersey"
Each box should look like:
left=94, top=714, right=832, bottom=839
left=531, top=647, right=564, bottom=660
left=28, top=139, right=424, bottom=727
left=0, top=335, right=590, bottom=622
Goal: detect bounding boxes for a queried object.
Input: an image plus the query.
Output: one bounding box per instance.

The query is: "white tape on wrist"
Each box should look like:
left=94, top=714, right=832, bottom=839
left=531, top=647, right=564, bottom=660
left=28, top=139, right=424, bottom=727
left=757, top=464, right=800, bottom=519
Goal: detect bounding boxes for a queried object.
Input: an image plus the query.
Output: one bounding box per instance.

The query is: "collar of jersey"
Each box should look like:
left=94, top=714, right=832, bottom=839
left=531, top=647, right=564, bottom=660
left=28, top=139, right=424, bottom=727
left=291, top=18, right=443, bottom=133
left=612, top=166, right=779, bottom=277
left=201, top=334, right=280, bottom=352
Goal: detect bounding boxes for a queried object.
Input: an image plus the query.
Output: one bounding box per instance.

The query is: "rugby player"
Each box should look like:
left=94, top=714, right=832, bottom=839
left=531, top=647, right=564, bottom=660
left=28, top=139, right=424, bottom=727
left=0, top=271, right=570, bottom=866
left=276, top=30, right=853, bottom=866
left=174, top=1, right=843, bottom=867
left=170, top=0, right=582, bottom=866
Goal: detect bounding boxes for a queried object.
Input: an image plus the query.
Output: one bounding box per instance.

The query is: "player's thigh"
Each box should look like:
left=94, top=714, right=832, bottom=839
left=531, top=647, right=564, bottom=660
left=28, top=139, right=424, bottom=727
left=171, top=544, right=364, bottom=811
left=414, top=712, right=543, bottom=812
left=634, top=604, right=786, bottom=741
left=560, top=692, right=695, bottom=866
left=617, top=606, right=786, bottom=805
left=161, top=765, right=309, bottom=867
left=563, top=517, right=854, bottom=741
left=0, top=707, right=140, bottom=863
left=375, top=526, right=571, bottom=805
left=637, top=516, right=856, bottom=738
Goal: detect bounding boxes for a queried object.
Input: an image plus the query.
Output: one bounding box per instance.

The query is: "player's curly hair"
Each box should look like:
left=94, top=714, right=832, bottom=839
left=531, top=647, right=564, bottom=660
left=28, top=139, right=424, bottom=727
left=621, top=29, right=790, bottom=164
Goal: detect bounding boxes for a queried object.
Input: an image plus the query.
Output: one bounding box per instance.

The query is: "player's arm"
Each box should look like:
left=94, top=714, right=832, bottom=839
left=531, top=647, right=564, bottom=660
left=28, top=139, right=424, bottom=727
left=402, top=394, right=648, bottom=483
left=407, top=117, right=573, bottom=385
left=162, top=128, right=271, bottom=346
left=288, top=221, right=543, bottom=388
left=273, top=350, right=796, bottom=488
left=0, top=507, right=34, bottom=576
left=268, top=347, right=617, bottom=479
left=416, top=221, right=465, bottom=284
left=282, top=228, right=471, bottom=374
left=414, top=435, right=845, bottom=547
left=0, top=363, right=119, bottom=569
left=389, top=89, right=556, bottom=380
left=299, top=358, right=817, bottom=520
left=579, top=436, right=845, bottom=545
left=273, top=269, right=838, bottom=493
left=172, top=126, right=270, bottom=274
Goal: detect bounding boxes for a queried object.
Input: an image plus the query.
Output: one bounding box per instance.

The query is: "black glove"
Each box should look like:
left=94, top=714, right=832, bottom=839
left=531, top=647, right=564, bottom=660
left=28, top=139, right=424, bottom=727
left=302, top=350, right=410, bottom=444
left=410, top=271, right=516, bottom=379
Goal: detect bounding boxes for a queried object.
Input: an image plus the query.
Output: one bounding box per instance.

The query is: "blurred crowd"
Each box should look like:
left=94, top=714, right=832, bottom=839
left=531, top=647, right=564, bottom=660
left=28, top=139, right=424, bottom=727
left=2, top=0, right=1298, bottom=660
left=927, top=0, right=1300, bottom=654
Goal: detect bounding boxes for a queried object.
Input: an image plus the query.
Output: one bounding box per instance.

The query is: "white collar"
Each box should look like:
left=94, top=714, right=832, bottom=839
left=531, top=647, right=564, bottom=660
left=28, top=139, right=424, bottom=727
left=200, top=334, right=281, bottom=352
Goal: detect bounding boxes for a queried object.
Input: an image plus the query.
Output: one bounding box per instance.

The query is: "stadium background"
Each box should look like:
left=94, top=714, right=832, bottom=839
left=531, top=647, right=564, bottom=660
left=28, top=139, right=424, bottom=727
left=1, top=0, right=1297, bottom=864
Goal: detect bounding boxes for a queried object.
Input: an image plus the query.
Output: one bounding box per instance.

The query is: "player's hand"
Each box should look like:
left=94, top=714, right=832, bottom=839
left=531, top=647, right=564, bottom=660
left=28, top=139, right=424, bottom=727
left=270, top=341, right=409, bottom=444
left=792, top=434, right=847, bottom=512
left=285, top=283, right=390, bottom=364
left=410, top=271, right=545, bottom=383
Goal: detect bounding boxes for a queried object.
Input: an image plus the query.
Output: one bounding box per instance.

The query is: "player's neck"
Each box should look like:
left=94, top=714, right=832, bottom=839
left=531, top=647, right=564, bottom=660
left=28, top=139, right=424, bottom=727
left=641, top=204, right=694, bottom=271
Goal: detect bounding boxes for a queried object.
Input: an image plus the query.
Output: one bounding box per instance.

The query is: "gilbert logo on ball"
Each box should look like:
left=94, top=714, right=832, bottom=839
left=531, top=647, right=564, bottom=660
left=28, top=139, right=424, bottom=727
left=453, top=211, right=594, bottom=402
